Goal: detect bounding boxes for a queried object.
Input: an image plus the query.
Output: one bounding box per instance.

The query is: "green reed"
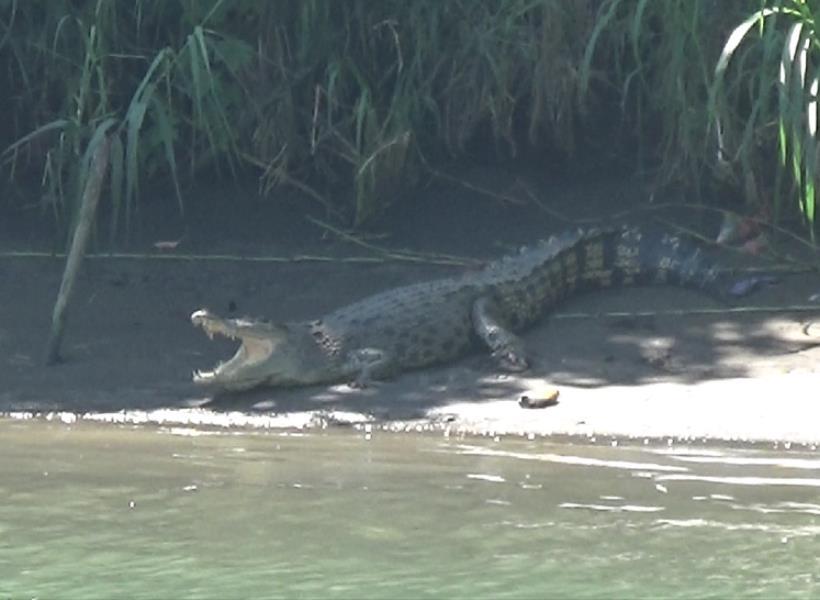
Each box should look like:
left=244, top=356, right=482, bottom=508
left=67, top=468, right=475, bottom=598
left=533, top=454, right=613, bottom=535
left=1, top=0, right=817, bottom=240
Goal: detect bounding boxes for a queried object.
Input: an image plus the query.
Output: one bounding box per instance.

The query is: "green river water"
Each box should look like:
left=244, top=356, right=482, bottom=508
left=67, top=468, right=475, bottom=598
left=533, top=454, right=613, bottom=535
left=1, top=419, right=818, bottom=599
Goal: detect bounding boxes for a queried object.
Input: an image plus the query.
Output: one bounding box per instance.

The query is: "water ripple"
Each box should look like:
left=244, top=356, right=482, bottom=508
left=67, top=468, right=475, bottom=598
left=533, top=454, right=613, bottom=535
left=560, top=502, right=665, bottom=513
left=655, top=474, right=820, bottom=487
left=453, top=445, right=688, bottom=472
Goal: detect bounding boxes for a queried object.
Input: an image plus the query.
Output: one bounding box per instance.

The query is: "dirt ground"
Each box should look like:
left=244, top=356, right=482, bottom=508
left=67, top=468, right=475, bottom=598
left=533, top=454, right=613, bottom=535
left=2, top=167, right=820, bottom=444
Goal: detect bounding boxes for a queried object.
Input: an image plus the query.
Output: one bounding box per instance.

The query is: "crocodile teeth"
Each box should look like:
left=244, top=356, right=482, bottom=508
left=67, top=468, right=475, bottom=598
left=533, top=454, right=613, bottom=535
left=193, top=368, right=217, bottom=380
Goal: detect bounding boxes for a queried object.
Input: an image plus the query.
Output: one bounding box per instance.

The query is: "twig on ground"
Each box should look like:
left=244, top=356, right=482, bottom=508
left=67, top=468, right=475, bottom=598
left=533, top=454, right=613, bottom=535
left=306, top=216, right=480, bottom=267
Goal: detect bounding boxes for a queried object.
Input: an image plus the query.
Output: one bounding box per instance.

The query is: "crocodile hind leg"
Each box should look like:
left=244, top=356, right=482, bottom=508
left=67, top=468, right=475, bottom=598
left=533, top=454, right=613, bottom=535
left=471, top=297, right=529, bottom=372
left=346, top=347, right=395, bottom=388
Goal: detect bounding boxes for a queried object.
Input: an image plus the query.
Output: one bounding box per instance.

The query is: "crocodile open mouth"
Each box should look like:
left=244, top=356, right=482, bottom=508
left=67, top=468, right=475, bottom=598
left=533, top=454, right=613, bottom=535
left=190, top=309, right=277, bottom=388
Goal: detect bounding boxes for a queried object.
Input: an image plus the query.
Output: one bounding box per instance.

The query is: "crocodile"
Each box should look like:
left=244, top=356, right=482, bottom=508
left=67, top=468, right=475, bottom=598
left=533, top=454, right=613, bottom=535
left=191, top=225, right=737, bottom=392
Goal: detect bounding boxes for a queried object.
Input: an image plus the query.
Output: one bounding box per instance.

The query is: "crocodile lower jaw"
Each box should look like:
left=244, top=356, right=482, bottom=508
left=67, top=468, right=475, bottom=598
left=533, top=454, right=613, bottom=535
left=192, top=366, right=220, bottom=384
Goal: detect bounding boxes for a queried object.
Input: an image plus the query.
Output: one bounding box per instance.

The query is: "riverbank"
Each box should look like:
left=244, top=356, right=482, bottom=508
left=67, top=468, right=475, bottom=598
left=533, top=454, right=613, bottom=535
left=2, top=170, right=819, bottom=444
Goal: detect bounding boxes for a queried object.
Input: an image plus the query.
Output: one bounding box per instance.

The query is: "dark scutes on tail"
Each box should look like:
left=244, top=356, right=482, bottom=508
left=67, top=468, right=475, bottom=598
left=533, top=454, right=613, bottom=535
left=598, top=226, right=731, bottom=297
left=482, top=226, right=733, bottom=336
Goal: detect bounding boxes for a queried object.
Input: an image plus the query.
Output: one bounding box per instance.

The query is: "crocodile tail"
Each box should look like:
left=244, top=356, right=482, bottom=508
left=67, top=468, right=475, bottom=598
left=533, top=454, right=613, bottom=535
left=605, top=226, right=733, bottom=298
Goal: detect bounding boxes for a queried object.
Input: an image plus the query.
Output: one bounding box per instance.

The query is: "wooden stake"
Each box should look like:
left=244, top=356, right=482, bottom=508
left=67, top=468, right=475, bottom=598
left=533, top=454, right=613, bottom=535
left=45, top=134, right=112, bottom=365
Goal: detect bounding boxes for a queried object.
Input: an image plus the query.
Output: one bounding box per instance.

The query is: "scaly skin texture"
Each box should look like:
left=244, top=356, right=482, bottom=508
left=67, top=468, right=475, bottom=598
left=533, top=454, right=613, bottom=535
left=191, top=226, right=732, bottom=392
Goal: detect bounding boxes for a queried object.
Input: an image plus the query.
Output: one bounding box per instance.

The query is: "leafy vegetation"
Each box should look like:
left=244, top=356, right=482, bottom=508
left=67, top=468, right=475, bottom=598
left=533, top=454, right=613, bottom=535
left=0, top=0, right=817, bottom=240
left=713, top=0, right=820, bottom=239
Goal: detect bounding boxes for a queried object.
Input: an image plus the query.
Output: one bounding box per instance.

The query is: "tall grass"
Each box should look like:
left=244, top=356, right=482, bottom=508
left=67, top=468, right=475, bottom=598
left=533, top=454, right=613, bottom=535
left=248, top=0, right=602, bottom=225
left=0, top=0, right=607, bottom=235
left=1, top=0, right=254, bottom=240
left=1, top=0, right=817, bottom=240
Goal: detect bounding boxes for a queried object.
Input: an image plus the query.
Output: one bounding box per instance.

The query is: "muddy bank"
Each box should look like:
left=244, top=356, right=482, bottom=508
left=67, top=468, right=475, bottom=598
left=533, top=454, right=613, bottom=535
left=2, top=172, right=819, bottom=444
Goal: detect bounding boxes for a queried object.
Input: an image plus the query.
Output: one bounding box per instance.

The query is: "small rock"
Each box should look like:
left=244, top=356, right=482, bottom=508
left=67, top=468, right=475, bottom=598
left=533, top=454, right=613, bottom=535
left=519, top=386, right=559, bottom=409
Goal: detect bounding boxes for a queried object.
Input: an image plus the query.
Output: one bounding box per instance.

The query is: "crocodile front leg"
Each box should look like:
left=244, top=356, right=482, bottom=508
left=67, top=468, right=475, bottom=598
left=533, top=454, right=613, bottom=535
left=471, top=297, right=529, bottom=372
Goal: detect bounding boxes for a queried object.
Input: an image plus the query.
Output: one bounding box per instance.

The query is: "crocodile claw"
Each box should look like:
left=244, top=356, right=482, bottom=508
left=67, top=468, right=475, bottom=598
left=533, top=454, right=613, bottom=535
left=495, top=350, right=529, bottom=372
